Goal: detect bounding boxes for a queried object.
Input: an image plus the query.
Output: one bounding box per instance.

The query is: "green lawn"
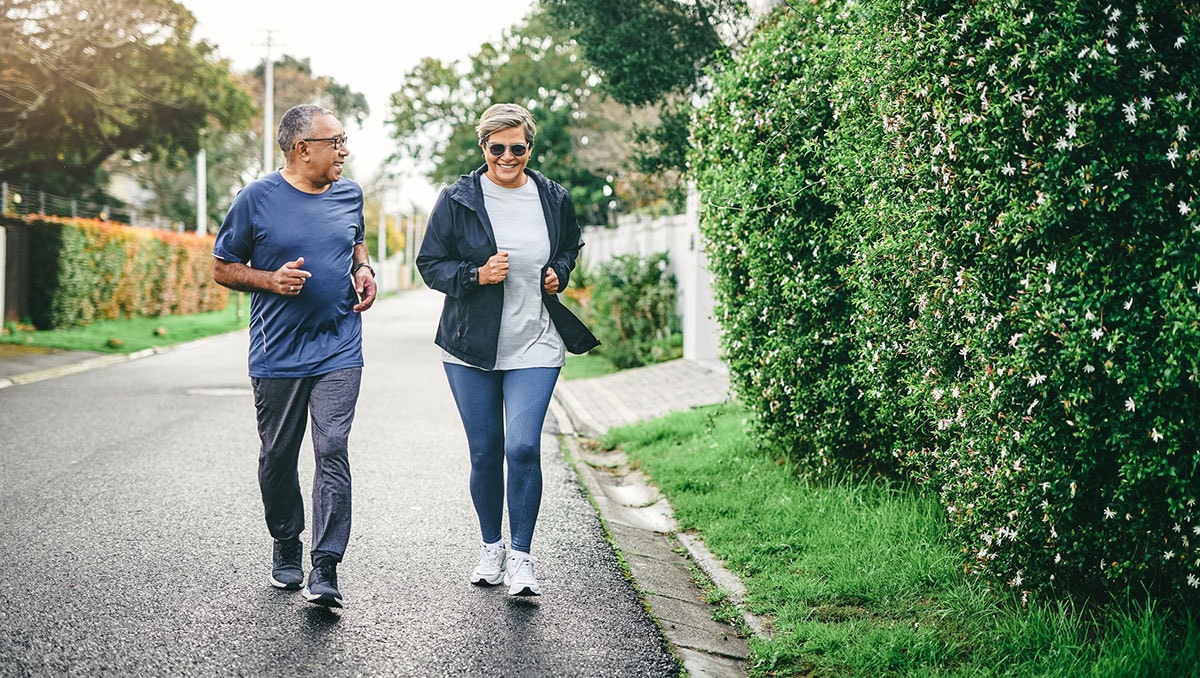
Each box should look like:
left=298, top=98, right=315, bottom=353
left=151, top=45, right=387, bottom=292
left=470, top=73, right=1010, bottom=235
left=1, top=295, right=248, bottom=354
left=601, top=403, right=1200, bottom=677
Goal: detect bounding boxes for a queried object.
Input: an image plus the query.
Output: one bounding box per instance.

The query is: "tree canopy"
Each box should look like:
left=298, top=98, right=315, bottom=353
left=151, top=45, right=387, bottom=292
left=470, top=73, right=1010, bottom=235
left=541, top=0, right=747, bottom=107
left=385, top=8, right=616, bottom=224
left=541, top=0, right=750, bottom=208
left=0, top=0, right=255, bottom=194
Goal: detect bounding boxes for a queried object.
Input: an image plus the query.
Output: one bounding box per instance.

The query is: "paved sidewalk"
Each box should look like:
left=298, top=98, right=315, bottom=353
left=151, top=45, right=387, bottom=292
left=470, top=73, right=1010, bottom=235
left=554, top=359, right=732, bottom=439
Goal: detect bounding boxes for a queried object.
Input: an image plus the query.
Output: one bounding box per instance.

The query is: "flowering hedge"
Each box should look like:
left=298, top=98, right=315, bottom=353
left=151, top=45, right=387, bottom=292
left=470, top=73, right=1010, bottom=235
left=7, top=216, right=227, bottom=328
left=691, top=0, right=1199, bottom=605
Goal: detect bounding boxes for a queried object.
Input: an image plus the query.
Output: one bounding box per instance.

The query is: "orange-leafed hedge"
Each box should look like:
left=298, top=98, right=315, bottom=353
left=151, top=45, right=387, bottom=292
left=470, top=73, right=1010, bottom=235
left=8, top=215, right=227, bottom=328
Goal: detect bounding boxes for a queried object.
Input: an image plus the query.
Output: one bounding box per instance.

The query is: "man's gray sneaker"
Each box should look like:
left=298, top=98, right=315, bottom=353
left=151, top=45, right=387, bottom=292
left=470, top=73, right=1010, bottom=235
left=303, top=563, right=343, bottom=608
left=270, top=538, right=304, bottom=590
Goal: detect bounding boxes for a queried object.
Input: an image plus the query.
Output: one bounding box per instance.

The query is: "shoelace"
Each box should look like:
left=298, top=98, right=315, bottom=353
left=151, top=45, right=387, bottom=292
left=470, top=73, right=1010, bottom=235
left=481, top=544, right=505, bottom=567
left=514, top=557, right=535, bottom=579
left=280, top=540, right=303, bottom=563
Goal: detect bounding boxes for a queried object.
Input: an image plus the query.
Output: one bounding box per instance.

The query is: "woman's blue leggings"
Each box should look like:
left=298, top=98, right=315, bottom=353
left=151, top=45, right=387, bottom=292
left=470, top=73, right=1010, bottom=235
left=443, top=364, right=560, bottom=554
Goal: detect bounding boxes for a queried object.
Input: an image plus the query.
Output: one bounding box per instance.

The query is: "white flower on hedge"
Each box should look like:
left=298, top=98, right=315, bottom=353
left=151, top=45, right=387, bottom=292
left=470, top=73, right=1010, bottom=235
left=1056, top=137, right=1071, bottom=150
left=1104, top=507, right=1116, bottom=519
left=1047, top=261, right=1057, bottom=274
left=1164, top=551, right=1176, bottom=561
left=1151, top=428, right=1163, bottom=442
left=1140, top=96, right=1153, bottom=111
left=1124, top=298, right=1134, bottom=310
left=1168, top=148, right=1180, bottom=166
left=1174, top=523, right=1182, bottom=533
left=1115, top=168, right=1129, bottom=180
left=1180, top=201, right=1192, bottom=216
left=1188, top=574, right=1199, bottom=589
left=1178, top=126, right=1189, bottom=141
left=1028, top=372, right=1047, bottom=386
left=1084, top=364, right=1095, bottom=373
left=1002, top=163, right=1016, bottom=176
left=1139, top=67, right=1153, bottom=80
left=1125, top=398, right=1136, bottom=412
left=1092, top=327, right=1104, bottom=340
left=1176, top=36, right=1187, bottom=49
left=1071, top=70, right=1081, bottom=83
left=1085, top=309, right=1096, bottom=321
left=1066, top=122, right=1078, bottom=138
left=1010, top=572, right=1023, bottom=587
left=1123, top=103, right=1138, bottom=124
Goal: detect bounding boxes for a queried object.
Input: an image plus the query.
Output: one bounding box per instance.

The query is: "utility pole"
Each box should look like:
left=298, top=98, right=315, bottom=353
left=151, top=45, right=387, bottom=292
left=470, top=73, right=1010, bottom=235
left=196, top=148, right=207, bottom=235
left=261, top=31, right=276, bottom=176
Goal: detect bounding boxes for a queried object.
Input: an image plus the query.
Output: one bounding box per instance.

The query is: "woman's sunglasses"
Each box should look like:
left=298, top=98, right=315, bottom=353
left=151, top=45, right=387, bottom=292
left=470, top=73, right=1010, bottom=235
left=485, top=142, right=530, bottom=157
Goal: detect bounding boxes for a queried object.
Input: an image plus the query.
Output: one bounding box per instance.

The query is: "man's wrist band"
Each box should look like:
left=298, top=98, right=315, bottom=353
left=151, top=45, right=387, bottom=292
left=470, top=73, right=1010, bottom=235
left=352, top=262, right=375, bottom=277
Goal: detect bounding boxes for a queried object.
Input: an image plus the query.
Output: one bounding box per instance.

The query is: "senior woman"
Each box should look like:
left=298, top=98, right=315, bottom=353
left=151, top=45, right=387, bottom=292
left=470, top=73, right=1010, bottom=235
left=416, top=103, right=599, bottom=596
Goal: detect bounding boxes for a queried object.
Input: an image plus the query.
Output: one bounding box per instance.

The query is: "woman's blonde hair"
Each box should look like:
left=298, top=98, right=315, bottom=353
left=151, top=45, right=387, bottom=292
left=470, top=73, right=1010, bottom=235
left=475, top=103, right=537, bottom=145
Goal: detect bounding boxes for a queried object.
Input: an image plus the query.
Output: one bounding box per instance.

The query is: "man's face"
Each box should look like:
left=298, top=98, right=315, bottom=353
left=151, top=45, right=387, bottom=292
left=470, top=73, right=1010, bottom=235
left=303, top=114, right=349, bottom=184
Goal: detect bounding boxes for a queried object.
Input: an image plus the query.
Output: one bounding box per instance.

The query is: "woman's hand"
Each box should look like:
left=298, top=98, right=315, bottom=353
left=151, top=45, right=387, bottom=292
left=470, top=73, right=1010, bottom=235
left=480, top=251, right=509, bottom=285
left=543, top=267, right=560, bottom=295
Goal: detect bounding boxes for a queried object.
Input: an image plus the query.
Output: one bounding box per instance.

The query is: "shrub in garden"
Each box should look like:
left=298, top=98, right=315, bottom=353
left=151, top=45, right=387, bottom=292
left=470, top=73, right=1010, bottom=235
left=584, top=252, right=681, bottom=369
left=689, top=3, right=892, bottom=473
left=693, top=0, right=1199, bottom=606
left=831, top=0, right=1199, bottom=606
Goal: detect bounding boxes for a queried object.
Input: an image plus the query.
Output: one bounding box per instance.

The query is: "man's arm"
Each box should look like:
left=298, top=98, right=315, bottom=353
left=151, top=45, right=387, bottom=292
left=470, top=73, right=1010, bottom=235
left=213, top=257, right=311, bottom=297
left=351, top=242, right=377, bottom=312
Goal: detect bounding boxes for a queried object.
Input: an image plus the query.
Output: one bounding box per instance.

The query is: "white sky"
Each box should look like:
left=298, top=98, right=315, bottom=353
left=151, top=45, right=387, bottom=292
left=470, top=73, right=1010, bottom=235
left=184, top=0, right=537, bottom=211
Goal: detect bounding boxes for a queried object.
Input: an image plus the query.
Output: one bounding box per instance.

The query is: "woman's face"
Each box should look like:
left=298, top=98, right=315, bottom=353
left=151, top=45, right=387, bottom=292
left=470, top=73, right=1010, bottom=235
left=481, top=125, right=531, bottom=188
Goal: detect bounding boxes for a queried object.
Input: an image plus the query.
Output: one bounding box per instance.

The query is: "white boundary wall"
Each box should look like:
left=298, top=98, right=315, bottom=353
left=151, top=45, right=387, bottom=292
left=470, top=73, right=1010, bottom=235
left=578, top=184, right=722, bottom=364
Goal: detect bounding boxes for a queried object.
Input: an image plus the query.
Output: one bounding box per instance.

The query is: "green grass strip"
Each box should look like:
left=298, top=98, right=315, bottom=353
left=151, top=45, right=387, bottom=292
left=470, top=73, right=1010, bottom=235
left=1, top=295, right=248, bottom=354
left=602, top=403, right=1200, bottom=677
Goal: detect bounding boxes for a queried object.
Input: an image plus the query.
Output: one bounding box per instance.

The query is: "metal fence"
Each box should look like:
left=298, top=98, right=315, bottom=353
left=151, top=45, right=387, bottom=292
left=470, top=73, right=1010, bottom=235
left=0, top=181, right=183, bottom=231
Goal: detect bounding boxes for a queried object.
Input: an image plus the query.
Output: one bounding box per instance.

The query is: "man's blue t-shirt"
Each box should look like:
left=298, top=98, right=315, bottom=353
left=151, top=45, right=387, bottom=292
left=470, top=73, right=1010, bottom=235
left=213, top=171, right=365, bottom=378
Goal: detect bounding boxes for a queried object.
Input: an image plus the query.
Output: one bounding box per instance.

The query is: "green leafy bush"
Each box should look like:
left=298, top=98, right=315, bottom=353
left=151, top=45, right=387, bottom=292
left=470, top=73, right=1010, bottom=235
left=691, top=0, right=1200, bottom=606
left=692, top=4, right=891, bottom=472
left=574, top=252, right=681, bottom=369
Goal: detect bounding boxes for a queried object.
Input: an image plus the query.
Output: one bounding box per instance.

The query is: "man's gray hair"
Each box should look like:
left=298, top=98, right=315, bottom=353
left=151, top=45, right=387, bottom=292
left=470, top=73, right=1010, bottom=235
left=475, top=103, right=537, bottom=145
left=277, top=104, right=335, bottom=153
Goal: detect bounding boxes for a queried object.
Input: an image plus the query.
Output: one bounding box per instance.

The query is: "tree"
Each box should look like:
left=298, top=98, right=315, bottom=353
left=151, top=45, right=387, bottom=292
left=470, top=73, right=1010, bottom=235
left=385, top=8, right=615, bottom=224
left=0, top=0, right=255, bottom=197
left=542, top=0, right=748, bottom=106
left=126, top=54, right=371, bottom=231
left=542, top=0, right=751, bottom=206
left=245, top=55, right=370, bottom=173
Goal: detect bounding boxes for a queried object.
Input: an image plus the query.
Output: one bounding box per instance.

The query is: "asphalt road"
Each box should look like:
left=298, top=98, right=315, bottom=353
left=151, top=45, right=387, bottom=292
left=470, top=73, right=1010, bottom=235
left=0, top=288, right=679, bottom=677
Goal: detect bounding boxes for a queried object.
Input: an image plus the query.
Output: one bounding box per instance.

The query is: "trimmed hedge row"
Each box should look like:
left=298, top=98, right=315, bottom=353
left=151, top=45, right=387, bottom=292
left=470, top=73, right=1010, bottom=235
left=5, top=216, right=227, bottom=328
left=691, top=0, right=1199, bottom=606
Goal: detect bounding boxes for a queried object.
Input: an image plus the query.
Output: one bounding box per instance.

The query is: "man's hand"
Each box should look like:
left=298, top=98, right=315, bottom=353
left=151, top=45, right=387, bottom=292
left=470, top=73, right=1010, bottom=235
left=353, top=269, right=377, bottom=312
left=273, top=257, right=311, bottom=296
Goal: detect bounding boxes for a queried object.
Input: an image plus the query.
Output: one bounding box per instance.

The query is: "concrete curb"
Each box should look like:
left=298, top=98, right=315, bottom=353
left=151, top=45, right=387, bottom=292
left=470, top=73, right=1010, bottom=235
left=0, top=334, right=234, bottom=390
left=551, top=390, right=772, bottom=677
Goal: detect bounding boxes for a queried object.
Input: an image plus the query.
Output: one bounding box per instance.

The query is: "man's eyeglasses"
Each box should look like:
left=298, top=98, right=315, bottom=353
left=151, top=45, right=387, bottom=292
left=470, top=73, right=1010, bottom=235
left=485, top=142, right=529, bottom=157
left=301, top=135, right=348, bottom=149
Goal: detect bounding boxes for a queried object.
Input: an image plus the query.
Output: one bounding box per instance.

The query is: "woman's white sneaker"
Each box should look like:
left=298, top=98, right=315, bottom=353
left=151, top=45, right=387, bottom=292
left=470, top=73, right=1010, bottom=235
left=504, top=552, right=541, bottom=596
left=470, top=542, right=506, bottom=586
